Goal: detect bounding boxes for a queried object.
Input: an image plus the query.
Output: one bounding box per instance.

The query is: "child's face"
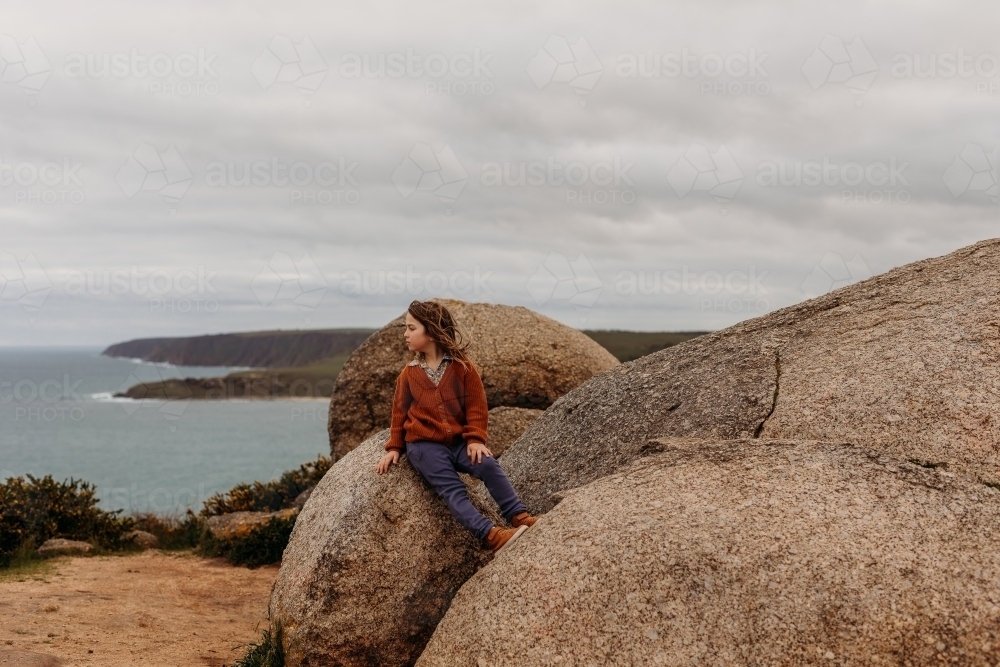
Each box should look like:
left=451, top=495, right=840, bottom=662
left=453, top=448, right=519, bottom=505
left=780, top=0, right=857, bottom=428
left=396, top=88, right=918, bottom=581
left=404, top=312, right=435, bottom=354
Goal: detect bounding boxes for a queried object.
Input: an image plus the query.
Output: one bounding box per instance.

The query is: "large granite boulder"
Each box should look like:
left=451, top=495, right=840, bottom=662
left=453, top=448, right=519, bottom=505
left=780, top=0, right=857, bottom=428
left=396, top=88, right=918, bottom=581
left=503, top=239, right=1000, bottom=513
left=269, top=429, right=506, bottom=667
left=418, top=439, right=1000, bottom=667
left=486, top=407, right=543, bottom=457
left=327, top=298, right=619, bottom=460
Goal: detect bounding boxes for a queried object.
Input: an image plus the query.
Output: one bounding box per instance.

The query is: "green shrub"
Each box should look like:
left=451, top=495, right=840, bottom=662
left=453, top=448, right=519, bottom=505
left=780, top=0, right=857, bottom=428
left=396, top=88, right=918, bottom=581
left=226, top=620, right=284, bottom=667
left=198, top=514, right=297, bottom=568
left=201, top=454, right=331, bottom=516
left=0, top=474, right=134, bottom=568
left=1, top=454, right=325, bottom=570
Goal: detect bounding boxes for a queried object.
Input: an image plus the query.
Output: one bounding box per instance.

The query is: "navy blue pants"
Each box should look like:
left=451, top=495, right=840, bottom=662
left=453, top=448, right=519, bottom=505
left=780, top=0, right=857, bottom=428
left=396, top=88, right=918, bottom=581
left=405, top=438, right=528, bottom=541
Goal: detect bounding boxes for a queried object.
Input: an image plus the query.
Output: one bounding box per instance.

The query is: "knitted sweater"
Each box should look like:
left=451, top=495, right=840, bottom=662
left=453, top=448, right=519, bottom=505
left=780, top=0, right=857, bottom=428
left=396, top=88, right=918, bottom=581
left=385, top=356, right=489, bottom=452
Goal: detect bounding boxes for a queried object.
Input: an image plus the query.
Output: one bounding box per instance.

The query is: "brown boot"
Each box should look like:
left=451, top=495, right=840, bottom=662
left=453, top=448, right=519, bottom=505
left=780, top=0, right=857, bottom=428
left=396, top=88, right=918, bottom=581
left=510, top=511, right=538, bottom=528
left=484, top=525, right=527, bottom=554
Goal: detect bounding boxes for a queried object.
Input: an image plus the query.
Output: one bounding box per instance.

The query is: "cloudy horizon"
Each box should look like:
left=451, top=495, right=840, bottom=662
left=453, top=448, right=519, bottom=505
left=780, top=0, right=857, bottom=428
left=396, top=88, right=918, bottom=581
left=2, top=1, right=999, bottom=347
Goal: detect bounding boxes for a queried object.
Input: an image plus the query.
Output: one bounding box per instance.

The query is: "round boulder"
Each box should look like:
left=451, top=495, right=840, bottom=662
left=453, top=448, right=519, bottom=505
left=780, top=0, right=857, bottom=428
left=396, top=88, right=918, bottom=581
left=503, top=238, right=1000, bottom=514
left=270, top=429, right=505, bottom=667
left=327, top=298, right=618, bottom=460
left=418, top=439, right=1000, bottom=667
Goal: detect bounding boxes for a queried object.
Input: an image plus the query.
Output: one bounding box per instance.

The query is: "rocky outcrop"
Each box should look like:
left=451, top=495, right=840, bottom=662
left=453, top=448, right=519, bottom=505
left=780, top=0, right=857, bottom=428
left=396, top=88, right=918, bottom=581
left=206, top=509, right=298, bottom=540
left=486, top=407, right=543, bottom=457
left=418, top=439, right=1000, bottom=667
left=269, top=430, right=505, bottom=667
left=102, top=329, right=373, bottom=368
left=503, top=239, right=1000, bottom=513
left=36, top=539, right=92, bottom=557
left=327, top=298, right=619, bottom=460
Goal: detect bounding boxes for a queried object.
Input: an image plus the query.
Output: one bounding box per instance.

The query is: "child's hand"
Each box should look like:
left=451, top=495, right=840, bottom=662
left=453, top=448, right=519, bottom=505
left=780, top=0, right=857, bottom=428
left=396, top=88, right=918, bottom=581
left=467, top=441, right=493, bottom=464
left=376, top=450, right=400, bottom=475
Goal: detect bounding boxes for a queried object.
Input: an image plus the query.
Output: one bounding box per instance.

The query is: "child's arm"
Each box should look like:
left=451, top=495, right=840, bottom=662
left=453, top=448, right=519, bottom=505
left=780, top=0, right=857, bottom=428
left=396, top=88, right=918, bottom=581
left=377, top=370, right=412, bottom=475
left=386, top=369, right=413, bottom=454
left=461, top=365, right=489, bottom=448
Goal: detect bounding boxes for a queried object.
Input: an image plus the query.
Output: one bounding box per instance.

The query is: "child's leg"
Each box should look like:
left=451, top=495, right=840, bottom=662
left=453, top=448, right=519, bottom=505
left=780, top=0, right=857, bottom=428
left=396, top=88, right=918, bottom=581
left=405, top=441, right=495, bottom=541
left=452, top=441, right=528, bottom=523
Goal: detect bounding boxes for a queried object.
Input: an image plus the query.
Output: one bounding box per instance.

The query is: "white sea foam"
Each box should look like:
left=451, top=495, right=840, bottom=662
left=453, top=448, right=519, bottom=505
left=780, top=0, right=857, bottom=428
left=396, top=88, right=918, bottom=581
left=90, top=391, right=134, bottom=402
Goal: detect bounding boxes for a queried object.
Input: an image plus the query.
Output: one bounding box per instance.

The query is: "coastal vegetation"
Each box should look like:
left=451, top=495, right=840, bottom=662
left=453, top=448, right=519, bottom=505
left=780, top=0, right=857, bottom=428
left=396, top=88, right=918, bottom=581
left=0, top=454, right=333, bottom=572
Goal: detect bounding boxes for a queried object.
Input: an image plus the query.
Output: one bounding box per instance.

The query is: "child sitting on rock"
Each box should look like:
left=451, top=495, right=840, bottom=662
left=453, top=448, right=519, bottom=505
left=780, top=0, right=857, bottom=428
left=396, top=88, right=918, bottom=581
left=375, top=299, right=538, bottom=553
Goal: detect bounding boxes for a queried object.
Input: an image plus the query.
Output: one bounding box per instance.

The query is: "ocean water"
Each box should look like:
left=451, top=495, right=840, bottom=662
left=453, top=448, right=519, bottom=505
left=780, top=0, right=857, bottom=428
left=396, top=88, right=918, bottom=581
left=0, top=347, right=331, bottom=516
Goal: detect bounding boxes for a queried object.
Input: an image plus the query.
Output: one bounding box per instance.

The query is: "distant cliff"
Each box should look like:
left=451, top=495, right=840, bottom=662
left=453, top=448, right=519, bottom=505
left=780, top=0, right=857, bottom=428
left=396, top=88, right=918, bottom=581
left=102, top=329, right=377, bottom=368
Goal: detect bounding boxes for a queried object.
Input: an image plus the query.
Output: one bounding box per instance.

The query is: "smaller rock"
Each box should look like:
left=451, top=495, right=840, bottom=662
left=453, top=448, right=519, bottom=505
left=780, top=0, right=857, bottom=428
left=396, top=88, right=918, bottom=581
left=126, top=530, right=159, bottom=549
left=292, top=487, right=314, bottom=510
left=36, top=539, right=92, bottom=558
left=0, top=647, right=64, bottom=666
left=206, top=508, right=298, bottom=540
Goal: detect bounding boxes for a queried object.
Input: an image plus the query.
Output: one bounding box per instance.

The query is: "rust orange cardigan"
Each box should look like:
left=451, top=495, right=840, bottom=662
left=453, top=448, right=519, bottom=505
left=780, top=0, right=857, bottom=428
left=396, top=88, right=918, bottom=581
left=385, top=358, right=489, bottom=452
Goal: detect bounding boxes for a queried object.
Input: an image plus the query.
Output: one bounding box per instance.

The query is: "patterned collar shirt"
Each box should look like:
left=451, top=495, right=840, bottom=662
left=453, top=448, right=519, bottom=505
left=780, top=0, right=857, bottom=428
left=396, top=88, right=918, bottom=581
left=410, top=351, right=453, bottom=386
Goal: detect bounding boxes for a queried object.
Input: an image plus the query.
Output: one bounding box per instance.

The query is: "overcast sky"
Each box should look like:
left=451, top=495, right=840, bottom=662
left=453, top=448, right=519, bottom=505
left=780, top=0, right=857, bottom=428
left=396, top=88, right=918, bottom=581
left=2, top=1, right=998, bottom=347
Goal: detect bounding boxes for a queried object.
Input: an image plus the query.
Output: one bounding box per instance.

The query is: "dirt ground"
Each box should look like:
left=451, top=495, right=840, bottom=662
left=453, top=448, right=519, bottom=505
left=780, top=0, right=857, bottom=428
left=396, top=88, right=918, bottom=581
left=0, top=550, right=278, bottom=667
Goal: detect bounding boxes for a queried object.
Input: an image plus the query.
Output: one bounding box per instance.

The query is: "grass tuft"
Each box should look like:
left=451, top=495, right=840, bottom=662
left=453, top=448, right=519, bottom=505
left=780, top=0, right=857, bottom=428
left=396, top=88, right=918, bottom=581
left=225, top=620, right=284, bottom=667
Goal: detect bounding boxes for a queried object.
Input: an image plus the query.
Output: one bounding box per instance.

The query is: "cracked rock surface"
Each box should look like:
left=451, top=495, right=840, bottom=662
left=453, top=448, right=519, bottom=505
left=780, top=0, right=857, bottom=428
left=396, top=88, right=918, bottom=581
left=502, top=239, right=1000, bottom=513
left=327, top=298, right=619, bottom=460
left=419, top=439, right=1000, bottom=667
left=269, top=429, right=505, bottom=667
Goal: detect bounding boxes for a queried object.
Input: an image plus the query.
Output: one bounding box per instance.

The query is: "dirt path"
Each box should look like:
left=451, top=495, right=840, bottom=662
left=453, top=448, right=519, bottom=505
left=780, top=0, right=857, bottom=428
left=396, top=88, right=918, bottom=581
left=0, top=550, right=278, bottom=667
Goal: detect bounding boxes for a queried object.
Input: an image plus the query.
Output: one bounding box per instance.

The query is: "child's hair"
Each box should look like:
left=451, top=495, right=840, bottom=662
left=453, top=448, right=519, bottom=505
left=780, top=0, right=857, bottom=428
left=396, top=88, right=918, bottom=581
left=405, top=300, right=477, bottom=372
